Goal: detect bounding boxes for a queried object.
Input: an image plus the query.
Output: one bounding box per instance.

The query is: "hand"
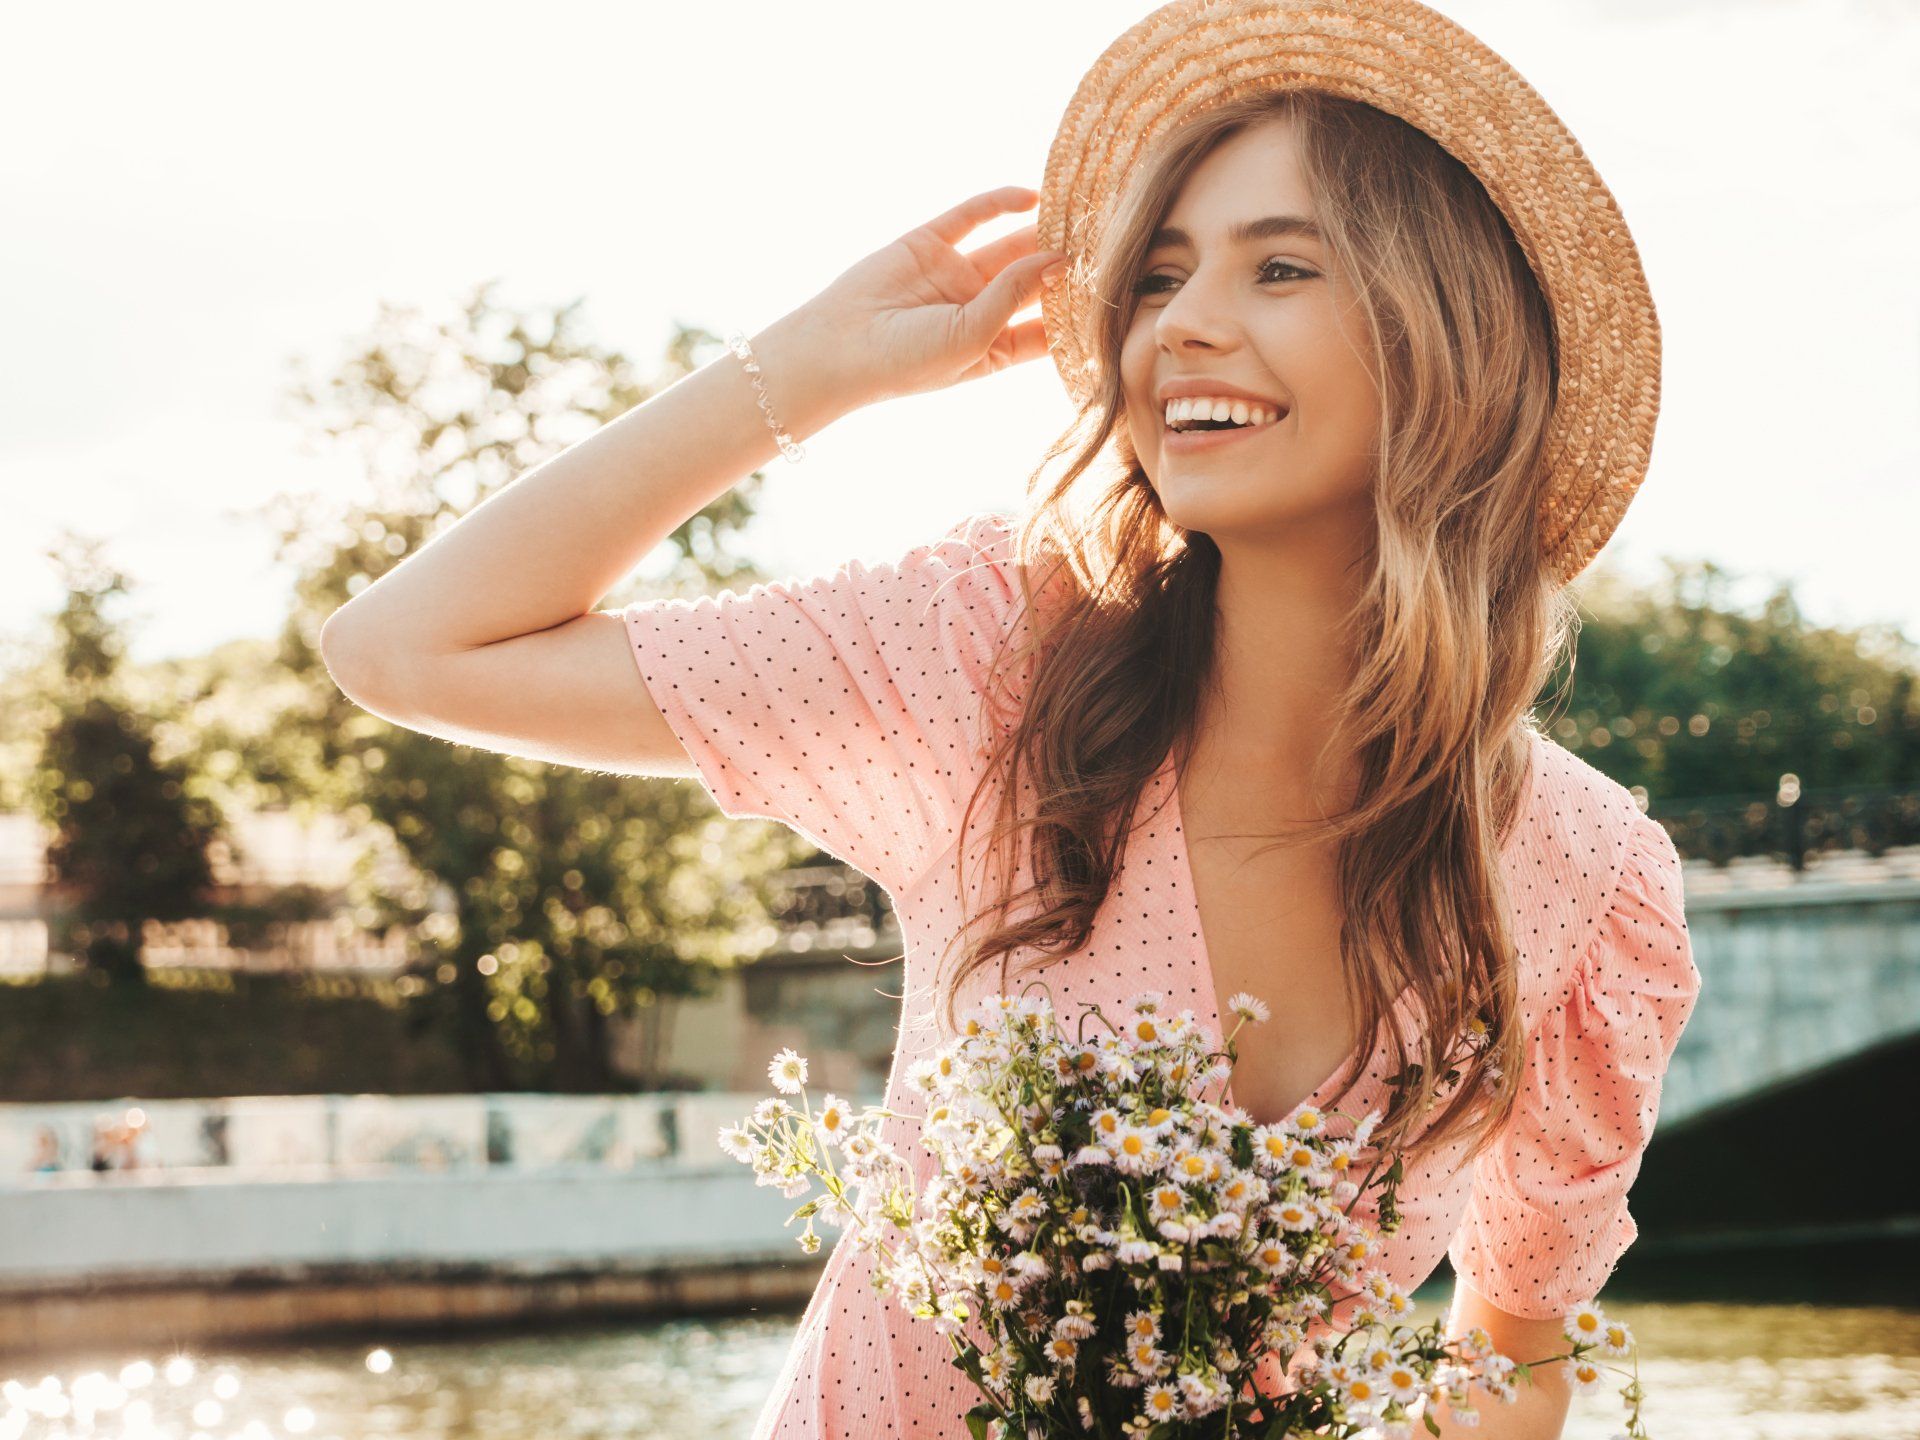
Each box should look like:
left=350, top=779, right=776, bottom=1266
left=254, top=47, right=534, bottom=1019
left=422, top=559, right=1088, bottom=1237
left=788, top=185, right=1067, bottom=407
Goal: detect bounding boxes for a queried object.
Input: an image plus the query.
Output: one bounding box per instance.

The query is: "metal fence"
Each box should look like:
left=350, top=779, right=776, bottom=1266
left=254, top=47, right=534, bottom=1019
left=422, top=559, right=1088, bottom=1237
left=1654, top=781, right=1920, bottom=870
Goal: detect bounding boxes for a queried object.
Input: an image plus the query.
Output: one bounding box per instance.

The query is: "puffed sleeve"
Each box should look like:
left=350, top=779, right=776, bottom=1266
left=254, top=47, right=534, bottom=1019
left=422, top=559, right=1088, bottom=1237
left=1446, top=807, right=1703, bottom=1320
left=618, top=508, right=1025, bottom=897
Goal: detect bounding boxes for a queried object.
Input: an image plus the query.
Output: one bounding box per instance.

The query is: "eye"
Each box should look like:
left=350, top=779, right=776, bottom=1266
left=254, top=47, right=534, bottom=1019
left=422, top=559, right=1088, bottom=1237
left=1130, top=257, right=1317, bottom=296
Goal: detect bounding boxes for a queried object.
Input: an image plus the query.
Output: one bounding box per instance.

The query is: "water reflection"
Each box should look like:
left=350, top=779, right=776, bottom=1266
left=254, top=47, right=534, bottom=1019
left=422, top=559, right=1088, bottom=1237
left=5, top=1302, right=1917, bottom=1439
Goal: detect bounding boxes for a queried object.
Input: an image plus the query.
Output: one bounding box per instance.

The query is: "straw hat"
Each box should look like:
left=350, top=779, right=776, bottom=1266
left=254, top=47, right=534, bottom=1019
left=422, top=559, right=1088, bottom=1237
left=1036, top=0, right=1662, bottom=588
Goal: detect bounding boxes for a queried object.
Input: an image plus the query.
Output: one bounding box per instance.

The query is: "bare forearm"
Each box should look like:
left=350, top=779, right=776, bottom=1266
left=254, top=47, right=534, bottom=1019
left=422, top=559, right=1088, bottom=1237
left=320, top=306, right=862, bottom=667
left=1417, top=1372, right=1568, bottom=1440
left=1426, top=1276, right=1573, bottom=1440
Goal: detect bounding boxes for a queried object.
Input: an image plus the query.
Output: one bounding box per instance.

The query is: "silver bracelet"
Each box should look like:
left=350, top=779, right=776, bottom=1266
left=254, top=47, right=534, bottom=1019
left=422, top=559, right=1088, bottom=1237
left=724, top=329, right=806, bottom=464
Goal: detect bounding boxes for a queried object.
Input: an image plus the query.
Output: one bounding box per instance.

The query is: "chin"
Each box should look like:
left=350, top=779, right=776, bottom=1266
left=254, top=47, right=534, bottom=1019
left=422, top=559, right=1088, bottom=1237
left=1147, top=468, right=1284, bottom=537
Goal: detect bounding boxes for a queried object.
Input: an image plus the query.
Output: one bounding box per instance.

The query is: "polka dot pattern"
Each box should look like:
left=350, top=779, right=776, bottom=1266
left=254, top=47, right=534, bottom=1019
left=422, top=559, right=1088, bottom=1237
left=622, top=510, right=1023, bottom=899
left=619, top=510, right=1702, bottom=1436
left=1445, top=804, right=1701, bottom=1320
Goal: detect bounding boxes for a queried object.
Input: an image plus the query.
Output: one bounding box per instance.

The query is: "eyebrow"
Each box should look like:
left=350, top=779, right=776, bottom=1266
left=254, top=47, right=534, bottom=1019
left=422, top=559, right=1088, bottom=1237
left=1146, top=214, right=1323, bottom=251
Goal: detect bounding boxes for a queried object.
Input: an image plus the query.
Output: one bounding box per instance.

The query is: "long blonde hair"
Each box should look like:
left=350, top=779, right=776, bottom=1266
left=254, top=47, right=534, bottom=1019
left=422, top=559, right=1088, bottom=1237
left=931, top=88, right=1579, bottom=1167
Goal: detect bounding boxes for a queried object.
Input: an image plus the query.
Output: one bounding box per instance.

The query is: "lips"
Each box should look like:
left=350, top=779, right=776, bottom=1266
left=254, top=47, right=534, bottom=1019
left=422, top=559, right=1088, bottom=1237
left=1156, top=380, right=1284, bottom=408
left=1160, top=411, right=1285, bottom=452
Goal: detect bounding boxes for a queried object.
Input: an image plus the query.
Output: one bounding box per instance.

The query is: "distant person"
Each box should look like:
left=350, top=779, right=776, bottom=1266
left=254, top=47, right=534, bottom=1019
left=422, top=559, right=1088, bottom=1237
left=89, top=1116, right=115, bottom=1172
left=29, top=1125, right=62, bottom=1173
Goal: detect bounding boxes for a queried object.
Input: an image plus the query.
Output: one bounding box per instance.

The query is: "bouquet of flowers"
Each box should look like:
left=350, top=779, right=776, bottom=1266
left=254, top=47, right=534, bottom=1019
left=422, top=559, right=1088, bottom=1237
left=721, top=986, right=1652, bottom=1440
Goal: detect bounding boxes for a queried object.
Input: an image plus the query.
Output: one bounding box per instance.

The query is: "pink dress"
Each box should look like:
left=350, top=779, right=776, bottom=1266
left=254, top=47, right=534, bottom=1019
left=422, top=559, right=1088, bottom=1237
left=619, top=509, right=1702, bottom=1440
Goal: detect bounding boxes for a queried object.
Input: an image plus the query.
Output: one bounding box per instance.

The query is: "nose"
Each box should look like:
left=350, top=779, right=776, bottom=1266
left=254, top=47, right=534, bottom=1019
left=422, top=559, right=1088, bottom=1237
left=1153, top=272, right=1244, bottom=355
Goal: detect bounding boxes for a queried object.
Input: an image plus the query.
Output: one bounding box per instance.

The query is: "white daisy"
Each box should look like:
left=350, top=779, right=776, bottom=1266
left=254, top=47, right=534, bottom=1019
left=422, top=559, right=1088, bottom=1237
left=751, top=1096, right=793, bottom=1125
left=1124, top=1308, right=1162, bottom=1342
left=1340, top=1367, right=1386, bottom=1412
left=1563, top=1303, right=1607, bottom=1347
left=1009, top=1249, right=1050, bottom=1282
left=1226, top=991, right=1272, bottom=1023
left=1140, top=1382, right=1182, bottom=1422
left=1383, top=1361, right=1422, bottom=1405
left=1284, top=1103, right=1326, bottom=1136
left=767, top=1047, right=809, bottom=1094
left=1599, top=1317, right=1635, bottom=1359
left=1108, top=1123, right=1158, bottom=1175
left=1147, top=1182, right=1187, bottom=1221
left=1273, top=1197, right=1315, bottom=1232
left=1122, top=1014, right=1167, bottom=1047
left=1127, top=1339, right=1167, bottom=1377
left=813, top=1094, right=852, bottom=1146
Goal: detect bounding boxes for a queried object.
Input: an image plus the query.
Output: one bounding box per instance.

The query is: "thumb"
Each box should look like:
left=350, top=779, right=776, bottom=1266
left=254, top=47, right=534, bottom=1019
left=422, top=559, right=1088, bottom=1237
left=960, top=252, right=1068, bottom=347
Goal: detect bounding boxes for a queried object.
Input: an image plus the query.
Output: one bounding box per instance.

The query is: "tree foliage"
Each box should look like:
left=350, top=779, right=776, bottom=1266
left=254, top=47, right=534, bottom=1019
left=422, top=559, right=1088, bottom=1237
left=26, top=538, right=221, bottom=986
left=1541, top=558, right=1920, bottom=803
left=245, top=280, right=814, bottom=1090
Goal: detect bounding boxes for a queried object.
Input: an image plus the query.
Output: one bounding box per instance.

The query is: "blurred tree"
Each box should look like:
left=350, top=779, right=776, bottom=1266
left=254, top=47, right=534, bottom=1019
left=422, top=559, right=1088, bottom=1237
left=25, top=537, right=221, bottom=986
left=247, top=278, right=813, bottom=1091
left=1542, top=558, right=1920, bottom=804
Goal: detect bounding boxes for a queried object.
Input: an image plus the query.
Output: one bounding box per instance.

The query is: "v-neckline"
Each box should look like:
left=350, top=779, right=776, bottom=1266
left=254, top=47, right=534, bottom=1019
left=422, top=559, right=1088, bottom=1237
left=1155, top=750, right=1413, bottom=1130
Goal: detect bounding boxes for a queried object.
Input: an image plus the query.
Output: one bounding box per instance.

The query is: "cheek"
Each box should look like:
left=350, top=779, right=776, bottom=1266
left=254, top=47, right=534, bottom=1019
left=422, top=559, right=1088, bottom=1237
left=1118, top=329, right=1152, bottom=398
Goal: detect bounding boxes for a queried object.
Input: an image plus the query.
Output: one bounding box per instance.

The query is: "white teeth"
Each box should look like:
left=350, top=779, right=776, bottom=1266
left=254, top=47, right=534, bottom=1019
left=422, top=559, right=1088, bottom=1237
left=1163, top=397, right=1283, bottom=430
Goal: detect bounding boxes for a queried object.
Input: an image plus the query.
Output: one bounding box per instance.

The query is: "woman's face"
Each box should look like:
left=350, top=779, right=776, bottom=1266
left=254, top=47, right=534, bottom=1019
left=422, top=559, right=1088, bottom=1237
left=1120, top=116, right=1381, bottom=542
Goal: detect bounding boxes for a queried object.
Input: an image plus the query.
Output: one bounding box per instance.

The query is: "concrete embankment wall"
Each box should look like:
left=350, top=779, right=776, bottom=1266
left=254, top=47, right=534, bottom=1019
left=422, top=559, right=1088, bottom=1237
left=0, top=1165, right=830, bottom=1358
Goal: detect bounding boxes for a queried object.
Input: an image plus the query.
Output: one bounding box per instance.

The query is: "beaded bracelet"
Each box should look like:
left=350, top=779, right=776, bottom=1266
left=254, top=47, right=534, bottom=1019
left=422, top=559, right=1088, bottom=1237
left=724, top=329, right=806, bottom=464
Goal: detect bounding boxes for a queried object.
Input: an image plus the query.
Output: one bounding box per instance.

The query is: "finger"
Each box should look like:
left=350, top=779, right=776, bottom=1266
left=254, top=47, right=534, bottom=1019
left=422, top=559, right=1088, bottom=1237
left=995, top=316, right=1053, bottom=370
left=918, top=185, right=1039, bottom=248
left=957, top=251, right=1066, bottom=354
left=964, top=222, right=1046, bottom=281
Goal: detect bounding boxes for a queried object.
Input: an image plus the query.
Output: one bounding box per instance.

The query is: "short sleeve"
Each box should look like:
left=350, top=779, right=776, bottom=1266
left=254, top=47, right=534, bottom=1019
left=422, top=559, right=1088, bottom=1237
left=618, top=509, right=1024, bottom=896
left=1446, top=807, right=1702, bottom=1319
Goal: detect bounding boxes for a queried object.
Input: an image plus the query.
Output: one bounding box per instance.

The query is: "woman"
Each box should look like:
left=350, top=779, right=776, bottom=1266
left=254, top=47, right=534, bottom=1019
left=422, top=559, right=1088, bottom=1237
left=319, top=3, right=1700, bottom=1436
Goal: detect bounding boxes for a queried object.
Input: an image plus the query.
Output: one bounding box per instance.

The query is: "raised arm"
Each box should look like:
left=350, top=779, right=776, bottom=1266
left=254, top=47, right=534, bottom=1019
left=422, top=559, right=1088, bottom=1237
left=316, top=184, right=1063, bottom=779
left=314, top=307, right=860, bottom=777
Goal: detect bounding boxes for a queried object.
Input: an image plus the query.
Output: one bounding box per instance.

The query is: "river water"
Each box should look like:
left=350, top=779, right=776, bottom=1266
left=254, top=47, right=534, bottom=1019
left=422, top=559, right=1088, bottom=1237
left=5, top=1299, right=1917, bottom=1440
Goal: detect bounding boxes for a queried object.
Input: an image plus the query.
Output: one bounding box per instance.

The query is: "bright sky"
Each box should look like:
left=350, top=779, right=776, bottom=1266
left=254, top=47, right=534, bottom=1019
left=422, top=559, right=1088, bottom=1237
left=3, top=0, right=1915, bottom=666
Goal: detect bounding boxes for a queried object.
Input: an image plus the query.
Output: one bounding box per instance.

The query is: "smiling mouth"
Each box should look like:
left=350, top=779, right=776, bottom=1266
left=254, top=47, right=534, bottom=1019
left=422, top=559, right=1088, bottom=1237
left=1160, top=409, right=1289, bottom=452
left=1163, top=404, right=1288, bottom=435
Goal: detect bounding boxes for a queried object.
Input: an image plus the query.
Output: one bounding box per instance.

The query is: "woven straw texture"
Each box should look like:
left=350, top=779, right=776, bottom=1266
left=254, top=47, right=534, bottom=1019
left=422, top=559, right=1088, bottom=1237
left=1037, top=0, right=1661, bottom=587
